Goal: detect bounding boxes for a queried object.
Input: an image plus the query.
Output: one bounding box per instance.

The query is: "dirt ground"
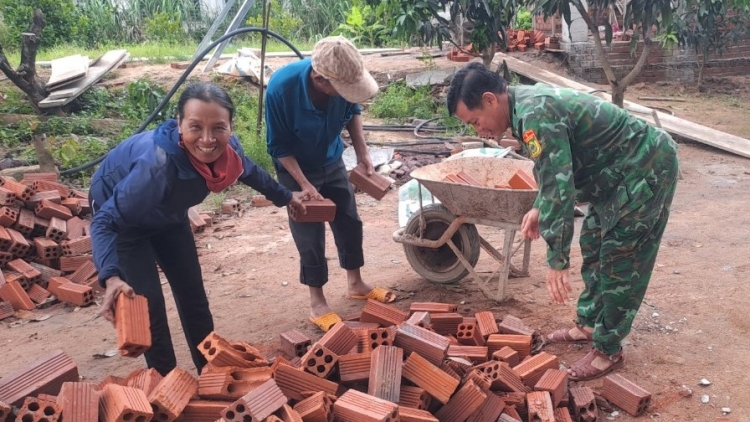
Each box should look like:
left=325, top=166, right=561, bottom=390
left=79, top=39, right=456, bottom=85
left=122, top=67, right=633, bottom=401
left=2, top=50, right=750, bottom=421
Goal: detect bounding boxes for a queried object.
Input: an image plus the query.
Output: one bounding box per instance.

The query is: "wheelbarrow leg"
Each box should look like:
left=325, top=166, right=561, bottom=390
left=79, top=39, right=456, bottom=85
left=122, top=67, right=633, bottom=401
left=498, top=229, right=515, bottom=301
left=445, top=239, right=496, bottom=301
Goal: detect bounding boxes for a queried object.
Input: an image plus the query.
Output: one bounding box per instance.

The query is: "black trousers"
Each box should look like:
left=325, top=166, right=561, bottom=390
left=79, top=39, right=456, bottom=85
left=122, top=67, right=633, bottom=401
left=116, top=222, right=213, bottom=375
left=277, top=159, right=364, bottom=287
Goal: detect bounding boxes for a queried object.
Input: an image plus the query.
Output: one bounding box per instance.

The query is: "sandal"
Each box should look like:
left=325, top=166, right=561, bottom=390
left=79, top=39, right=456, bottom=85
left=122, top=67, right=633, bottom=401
left=349, top=286, right=397, bottom=303
left=544, top=325, right=593, bottom=344
left=567, top=348, right=625, bottom=381
left=308, top=311, right=342, bottom=332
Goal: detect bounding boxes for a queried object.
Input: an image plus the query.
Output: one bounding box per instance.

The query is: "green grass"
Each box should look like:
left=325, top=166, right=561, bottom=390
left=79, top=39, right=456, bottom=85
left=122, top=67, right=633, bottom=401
left=368, top=82, right=440, bottom=123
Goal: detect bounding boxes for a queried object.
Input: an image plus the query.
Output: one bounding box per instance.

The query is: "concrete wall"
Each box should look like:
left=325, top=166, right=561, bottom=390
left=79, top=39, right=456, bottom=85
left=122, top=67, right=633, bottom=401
left=565, top=39, right=750, bottom=84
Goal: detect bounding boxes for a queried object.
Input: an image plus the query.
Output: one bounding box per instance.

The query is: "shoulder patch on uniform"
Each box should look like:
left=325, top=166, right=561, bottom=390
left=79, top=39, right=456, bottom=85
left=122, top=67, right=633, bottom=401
left=522, top=129, right=542, bottom=159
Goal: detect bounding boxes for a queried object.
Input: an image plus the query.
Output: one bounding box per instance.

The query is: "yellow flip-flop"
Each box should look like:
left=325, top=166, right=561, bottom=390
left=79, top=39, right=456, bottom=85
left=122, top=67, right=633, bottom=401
left=308, top=311, right=342, bottom=332
left=350, top=286, right=397, bottom=303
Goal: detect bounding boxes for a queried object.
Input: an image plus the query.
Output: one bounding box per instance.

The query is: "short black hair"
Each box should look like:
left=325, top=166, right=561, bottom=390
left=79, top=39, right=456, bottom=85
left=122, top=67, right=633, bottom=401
left=447, top=62, right=508, bottom=116
left=177, top=83, right=235, bottom=122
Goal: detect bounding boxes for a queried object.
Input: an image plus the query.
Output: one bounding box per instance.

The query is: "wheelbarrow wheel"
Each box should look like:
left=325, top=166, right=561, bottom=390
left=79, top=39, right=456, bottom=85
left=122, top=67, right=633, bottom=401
left=403, top=203, right=480, bottom=284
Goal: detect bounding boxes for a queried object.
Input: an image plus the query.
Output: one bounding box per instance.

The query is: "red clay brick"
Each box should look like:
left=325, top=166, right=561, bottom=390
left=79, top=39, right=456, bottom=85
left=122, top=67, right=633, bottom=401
left=429, top=312, right=463, bottom=335
left=405, top=311, right=432, bottom=330
left=18, top=396, right=62, bottom=422
left=279, top=330, right=312, bottom=358
left=525, top=391, right=554, bottom=421
left=148, top=368, right=198, bottom=421
left=26, top=263, right=60, bottom=287
left=498, top=315, right=537, bottom=338
left=554, top=407, right=574, bottom=422
left=474, top=311, right=500, bottom=338
left=278, top=403, right=304, bottom=422
left=198, top=332, right=267, bottom=368
left=447, top=345, right=488, bottom=363
left=14, top=208, right=35, bottom=236
left=394, top=322, right=450, bottom=366
left=0, top=226, right=12, bottom=249
left=402, top=352, right=459, bottom=404
left=0, top=176, right=34, bottom=201
left=602, top=373, right=652, bottom=416
left=187, top=207, right=206, bottom=233
left=58, top=255, right=92, bottom=272
left=23, top=173, right=58, bottom=183
left=60, top=235, right=92, bottom=256
left=61, top=197, right=83, bottom=216
left=197, top=366, right=273, bottom=401
left=360, top=299, right=407, bottom=327
left=512, top=352, right=559, bottom=387
left=58, top=382, right=99, bottom=422
left=534, top=369, right=568, bottom=407
left=65, top=216, right=86, bottom=240
left=96, top=375, right=128, bottom=391
left=349, top=162, right=391, bottom=200
left=0, top=206, right=18, bottom=227
left=54, top=280, right=95, bottom=306
left=99, top=384, right=153, bottom=422
left=487, top=334, right=532, bottom=358
left=292, top=391, right=333, bottom=422
left=8, top=258, right=41, bottom=282
left=126, top=368, right=163, bottom=397
left=68, top=260, right=97, bottom=284
left=115, top=294, right=151, bottom=357
left=0, top=278, right=35, bottom=310
left=337, top=353, right=371, bottom=384
left=7, top=227, right=30, bottom=257
left=317, top=321, right=359, bottom=355
left=492, top=346, right=520, bottom=367
left=398, top=385, right=431, bottom=410
left=250, top=195, right=273, bottom=207
left=466, top=390, right=506, bottom=422
left=409, top=302, right=457, bottom=313
left=176, top=399, right=232, bottom=422
left=0, top=252, right=15, bottom=266
left=221, top=378, right=286, bottom=421
left=301, top=344, right=339, bottom=378
left=0, top=349, right=79, bottom=406
left=457, top=321, right=485, bottom=346
left=45, top=217, right=67, bottom=242
left=399, top=407, right=439, bottom=422
left=0, top=301, right=14, bottom=320
left=30, top=180, right=67, bottom=198
left=273, top=362, right=338, bottom=402
left=492, top=362, right=530, bottom=393
left=35, top=237, right=61, bottom=259
left=440, top=360, right=465, bottom=382
left=36, top=199, right=73, bottom=220
left=465, top=368, right=493, bottom=391
left=356, top=327, right=395, bottom=353
left=333, top=389, right=399, bottom=422
left=27, top=190, right=62, bottom=209
left=569, top=386, right=598, bottom=422
left=367, top=345, right=403, bottom=403
left=434, top=380, right=487, bottom=422
left=27, top=283, right=52, bottom=304
left=5, top=270, right=29, bottom=290
left=0, top=187, right=15, bottom=205
left=289, top=199, right=336, bottom=222
left=500, top=405, right=523, bottom=421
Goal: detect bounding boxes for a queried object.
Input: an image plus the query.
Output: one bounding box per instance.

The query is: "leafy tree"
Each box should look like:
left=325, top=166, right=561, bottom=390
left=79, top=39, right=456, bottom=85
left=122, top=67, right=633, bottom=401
left=0, top=0, right=84, bottom=49
left=528, top=0, right=675, bottom=107
left=674, top=0, right=749, bottom=91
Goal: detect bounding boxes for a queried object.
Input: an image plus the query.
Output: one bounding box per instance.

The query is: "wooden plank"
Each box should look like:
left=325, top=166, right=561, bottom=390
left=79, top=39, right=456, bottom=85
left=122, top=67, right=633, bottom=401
left=493, top=52, right=750, bottom=159
left=39, top=50, right=129, bottom=109
left=46, top=55, right=90, bottom=91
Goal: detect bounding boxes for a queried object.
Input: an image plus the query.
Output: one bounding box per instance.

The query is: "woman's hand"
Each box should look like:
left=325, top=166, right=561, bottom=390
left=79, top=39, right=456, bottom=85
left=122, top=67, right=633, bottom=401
left=521, top=208, right=540, bottom=240
left=289, top=191, right=308, bottom=215
left=99, top=276, right=135, bottom=326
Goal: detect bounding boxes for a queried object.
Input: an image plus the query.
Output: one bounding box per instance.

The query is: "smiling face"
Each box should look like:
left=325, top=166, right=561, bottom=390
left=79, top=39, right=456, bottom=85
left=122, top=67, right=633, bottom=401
left=177, top=99, right=232, bottom=164
left=454, top=91, right=511, bottom=139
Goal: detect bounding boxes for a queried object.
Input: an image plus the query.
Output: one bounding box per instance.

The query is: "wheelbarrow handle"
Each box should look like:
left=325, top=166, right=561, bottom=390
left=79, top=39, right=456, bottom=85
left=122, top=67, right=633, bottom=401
left=392, top=216, right=468, bottom=249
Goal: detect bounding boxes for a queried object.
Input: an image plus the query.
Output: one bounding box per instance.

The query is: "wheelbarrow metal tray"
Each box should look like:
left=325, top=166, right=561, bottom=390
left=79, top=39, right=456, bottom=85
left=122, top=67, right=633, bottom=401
left=409, top=157, right=538, bottom=225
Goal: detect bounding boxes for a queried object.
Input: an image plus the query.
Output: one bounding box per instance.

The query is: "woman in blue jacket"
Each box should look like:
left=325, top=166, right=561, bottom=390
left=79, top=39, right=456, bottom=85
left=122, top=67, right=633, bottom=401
left=90, top=82, right=306, bottom=375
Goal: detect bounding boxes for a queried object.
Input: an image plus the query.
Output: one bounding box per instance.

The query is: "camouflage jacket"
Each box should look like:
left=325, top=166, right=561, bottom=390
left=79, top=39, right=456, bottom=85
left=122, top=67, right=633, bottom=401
left=508, top=84, right=678, bottom=270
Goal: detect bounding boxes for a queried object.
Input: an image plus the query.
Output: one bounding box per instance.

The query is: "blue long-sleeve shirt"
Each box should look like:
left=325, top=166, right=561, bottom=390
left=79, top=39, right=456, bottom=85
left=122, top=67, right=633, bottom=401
left=90, top=119, right=292, bottom=286
left=265, top=58, right=361, bottom=170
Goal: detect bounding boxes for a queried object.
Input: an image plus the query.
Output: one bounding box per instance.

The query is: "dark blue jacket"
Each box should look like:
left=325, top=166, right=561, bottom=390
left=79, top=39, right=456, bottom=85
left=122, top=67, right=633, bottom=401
left=90, top=119, right=292, bottom=286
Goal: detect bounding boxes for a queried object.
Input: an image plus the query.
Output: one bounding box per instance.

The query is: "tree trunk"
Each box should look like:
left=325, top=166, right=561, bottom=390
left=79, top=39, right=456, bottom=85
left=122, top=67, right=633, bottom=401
left=481, top=44, right=496, bottom=68
left=30, top=134, right=58, bottom=173
left=698, top=53, right=706, bottom=92
left=611, top=85, right=626, bottom=108
left=0, top=9, right=61, bottom=115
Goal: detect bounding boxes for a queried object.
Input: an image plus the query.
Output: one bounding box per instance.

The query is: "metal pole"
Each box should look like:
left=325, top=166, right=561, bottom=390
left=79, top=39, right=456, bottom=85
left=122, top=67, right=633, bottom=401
left=255, top=0, right=269, bottom=137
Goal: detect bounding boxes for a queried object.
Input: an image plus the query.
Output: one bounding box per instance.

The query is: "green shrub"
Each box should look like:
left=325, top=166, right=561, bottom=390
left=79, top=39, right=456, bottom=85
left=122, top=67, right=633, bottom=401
left=515, top=9, right=533, bottom=31
left=369, top=82, right=438, bottom=121
left=144, top=12, right=184, bottom=43
left=122, top=79, right=172, bottom=122
left=0, top=0, right=85, bottom=49
left=246, top=1, right=304, bottom=41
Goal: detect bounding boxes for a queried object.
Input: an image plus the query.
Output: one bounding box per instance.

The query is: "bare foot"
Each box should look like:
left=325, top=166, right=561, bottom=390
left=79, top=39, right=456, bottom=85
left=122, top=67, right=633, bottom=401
left=346, top=268, right=373, bottom=297
left=309, top=287, right=333, bottom=319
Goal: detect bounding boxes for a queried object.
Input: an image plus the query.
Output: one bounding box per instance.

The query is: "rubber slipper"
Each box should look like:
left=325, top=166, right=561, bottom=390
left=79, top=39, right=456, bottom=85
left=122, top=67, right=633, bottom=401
left=544, top=325, right=593, bottom=344
left=567, top=349, right=625, bottom=382
left=349, top=286, right=397, bottom=303
left=308, top=311, right=342, bottom=332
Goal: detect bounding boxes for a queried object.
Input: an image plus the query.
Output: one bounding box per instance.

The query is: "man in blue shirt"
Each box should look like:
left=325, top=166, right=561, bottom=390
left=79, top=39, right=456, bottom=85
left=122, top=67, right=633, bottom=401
left=266, top=36, right=396, bottom=331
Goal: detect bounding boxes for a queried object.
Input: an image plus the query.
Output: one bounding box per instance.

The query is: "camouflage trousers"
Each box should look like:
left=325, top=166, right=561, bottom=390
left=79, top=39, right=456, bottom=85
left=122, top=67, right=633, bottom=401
left=577, top=159, right=679, bottom=355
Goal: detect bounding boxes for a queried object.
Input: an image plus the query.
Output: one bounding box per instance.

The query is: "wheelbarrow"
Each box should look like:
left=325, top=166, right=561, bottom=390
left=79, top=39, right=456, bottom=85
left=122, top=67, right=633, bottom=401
left=392, top=156, right=538, bottom=301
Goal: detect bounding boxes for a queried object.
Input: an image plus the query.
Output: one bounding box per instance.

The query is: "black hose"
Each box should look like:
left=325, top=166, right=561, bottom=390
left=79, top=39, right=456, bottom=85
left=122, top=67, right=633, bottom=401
left=60, top=27, right=304, bottom=176
left=414, top=117, right=468, bottom=139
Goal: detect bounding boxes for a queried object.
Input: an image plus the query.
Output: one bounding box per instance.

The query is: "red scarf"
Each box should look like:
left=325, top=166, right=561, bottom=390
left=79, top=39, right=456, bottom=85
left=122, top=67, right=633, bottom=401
left=180, top=142, right=244, bottom=192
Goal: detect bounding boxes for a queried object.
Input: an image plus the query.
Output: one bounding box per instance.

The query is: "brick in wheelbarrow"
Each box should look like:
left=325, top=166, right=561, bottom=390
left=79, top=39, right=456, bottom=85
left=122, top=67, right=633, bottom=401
left=602, top=373, right=652, bottom=416
left=349, top=162, right=392, bottom=200
left=333, top=389, right=399, bottom=422
left=58, top=382, right=99, bottom=422
left=115, top=293, right=152, bottom=357
left=148, top=368, right=198, bottom=422
left=0, top=349, right=79, bottom=407
left=289, top=198, right=336, bottom=223
left=99, top=384, right=153, bottom=422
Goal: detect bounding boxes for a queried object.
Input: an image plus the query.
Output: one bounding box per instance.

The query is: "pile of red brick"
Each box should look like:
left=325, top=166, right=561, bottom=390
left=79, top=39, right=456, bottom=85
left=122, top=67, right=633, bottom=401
left=506, top=30, right=550, bottom=53
left=443, top=169, right=539, bottom=190
left=0, top=299, right=654, bottom=421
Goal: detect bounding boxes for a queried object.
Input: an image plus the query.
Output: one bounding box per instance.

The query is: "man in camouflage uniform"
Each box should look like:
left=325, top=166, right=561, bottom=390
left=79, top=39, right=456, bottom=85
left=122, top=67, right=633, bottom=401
left=447, top=62, right=678, bottom=381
